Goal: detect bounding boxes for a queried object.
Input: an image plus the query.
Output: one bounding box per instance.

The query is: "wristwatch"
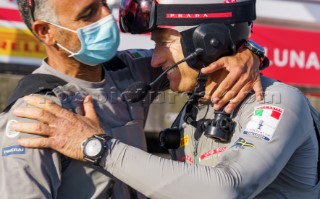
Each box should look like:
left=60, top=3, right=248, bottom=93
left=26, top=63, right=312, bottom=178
left=82, top=134, right=111, bottom=166
left=244, top=40, right=270, bottom=70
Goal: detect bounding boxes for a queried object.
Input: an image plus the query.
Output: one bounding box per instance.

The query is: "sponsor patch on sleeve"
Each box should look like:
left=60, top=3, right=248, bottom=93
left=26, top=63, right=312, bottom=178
left=5, top=120, right=20, bottom=138
left=2, top=145, right=26, bottom=157
left=243, top=105, right=284, bottom=142
left=232, top=138, right=256, bottom=149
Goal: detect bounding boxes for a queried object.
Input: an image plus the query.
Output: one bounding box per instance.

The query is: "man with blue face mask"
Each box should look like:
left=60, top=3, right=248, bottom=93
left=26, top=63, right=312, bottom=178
left=0, top=0, right=263, bottom=198
left=44, top=14, right=120, bottom=66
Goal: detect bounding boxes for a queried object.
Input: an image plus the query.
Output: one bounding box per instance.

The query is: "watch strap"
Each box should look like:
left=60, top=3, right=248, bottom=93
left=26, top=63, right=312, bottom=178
left=244, top=40, right=265, bottom=59
left=243, top=40, right=270, bottom=70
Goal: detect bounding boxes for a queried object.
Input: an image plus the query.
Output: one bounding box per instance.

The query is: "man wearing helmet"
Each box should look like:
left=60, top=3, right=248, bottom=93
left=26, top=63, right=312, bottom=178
left=11, top=0, right=320, bottom=198
left=0, top=0, right=264, bottom=198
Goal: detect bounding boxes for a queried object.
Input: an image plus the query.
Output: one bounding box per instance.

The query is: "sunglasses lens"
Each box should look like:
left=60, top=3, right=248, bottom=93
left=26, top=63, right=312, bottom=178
left=119, top=0, right=154, bottom=34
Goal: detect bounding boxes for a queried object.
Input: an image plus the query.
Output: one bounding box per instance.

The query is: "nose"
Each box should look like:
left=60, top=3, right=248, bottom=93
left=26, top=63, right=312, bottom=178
left=151, top=46, right=166, bottom=68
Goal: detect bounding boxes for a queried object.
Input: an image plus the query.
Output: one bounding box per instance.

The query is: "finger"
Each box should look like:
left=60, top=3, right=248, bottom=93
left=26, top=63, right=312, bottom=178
left=223, top=83, right=253, bottom=113
left=211, top=68, right=242, bottom=103
left=83, top=96, right=99, bottom=122
left=213, top=89, right=236, bottom=111
left=214, top=73, right=253, bottom=111
left=13, top=107, right=57, bottom=124
left=11, top=122, right=51, bottom=136
left=213, top=71, right=250, bottom=110
left=201, top=58, right=227, bottom=74
left=252, top=75, right=264, bottom=101
left=18, top=137, right=50, bottom=148
left=24, top=96, right=76, bottom=120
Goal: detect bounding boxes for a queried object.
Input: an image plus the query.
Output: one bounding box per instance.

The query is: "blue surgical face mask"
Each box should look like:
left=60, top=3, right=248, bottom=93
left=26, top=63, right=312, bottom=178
left=46, top=15, right=120, bottom=66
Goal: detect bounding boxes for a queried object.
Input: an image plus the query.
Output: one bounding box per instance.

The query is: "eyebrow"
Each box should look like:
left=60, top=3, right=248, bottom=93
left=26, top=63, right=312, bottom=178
left=75, top=2, right=97, bottom=20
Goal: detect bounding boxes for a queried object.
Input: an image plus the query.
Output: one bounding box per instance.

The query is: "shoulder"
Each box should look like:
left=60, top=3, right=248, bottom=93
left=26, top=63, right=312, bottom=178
left=111, top=49, right=163, bottom=84
left=112, top=49, right=154, bottom=75
left=261, top=76, right=309, bottom=114
left=116, top=49, right=153, bottom=63
left=236, top=76, right=314, bottom=138
left=240, top=76, right=310, bottom=114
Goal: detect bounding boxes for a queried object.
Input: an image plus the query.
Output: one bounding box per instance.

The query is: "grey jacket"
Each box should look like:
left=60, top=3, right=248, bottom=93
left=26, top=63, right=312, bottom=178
left=100, top=76, right=320, bottom=199
left=0, top=49, right=167, bottom=199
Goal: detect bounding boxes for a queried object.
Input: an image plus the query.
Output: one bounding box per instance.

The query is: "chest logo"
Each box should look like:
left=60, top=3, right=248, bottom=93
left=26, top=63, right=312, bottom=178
left=179, top=135, right=189, bottom=147
left=198, top=147, right=227, bottom=162
left=178, top=155, right=194, bottom=163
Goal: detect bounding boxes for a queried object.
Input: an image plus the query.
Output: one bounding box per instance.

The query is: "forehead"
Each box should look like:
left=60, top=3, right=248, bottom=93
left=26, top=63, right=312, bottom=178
left=51, top=0, right=96, bottom=16
left=151, top=28, right=181, bottom=42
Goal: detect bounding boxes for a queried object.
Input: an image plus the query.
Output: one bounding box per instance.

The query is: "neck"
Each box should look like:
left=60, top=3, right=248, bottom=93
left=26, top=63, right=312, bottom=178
left=46, top=47, right=103, bottom=82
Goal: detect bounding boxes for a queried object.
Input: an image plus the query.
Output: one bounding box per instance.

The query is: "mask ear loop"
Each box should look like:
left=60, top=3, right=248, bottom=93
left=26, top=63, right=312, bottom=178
left=42, top=20, right=77, bottom=33
left=56, top=44, right=76, bottom=57
left=41, top=20, right=79, bottom=57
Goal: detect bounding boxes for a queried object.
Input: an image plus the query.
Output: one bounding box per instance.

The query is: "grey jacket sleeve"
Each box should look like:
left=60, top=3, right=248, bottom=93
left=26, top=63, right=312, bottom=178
left=100, top=84, right=317, bottom=199
left=0, top=96, right=62, bottom=199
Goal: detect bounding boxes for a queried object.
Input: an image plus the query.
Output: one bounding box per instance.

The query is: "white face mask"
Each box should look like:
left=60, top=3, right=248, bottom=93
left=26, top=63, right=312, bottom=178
left=46, top=15, right=120, bottom=66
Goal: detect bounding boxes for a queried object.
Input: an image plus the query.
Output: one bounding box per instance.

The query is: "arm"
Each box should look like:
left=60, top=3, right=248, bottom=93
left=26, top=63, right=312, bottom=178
left=12, top=93, right=313, bottom=199
left=94, top=88, right=312, bottom=199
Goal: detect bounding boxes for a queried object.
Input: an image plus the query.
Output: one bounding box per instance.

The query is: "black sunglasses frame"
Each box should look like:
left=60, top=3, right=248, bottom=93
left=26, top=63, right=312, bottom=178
left=119, top=0, right=257, bottom=34
left=27, top=0, right=36, bottom=21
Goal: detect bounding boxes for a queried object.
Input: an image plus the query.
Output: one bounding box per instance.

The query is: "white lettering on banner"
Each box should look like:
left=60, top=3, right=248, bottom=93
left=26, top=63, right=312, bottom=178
left=265, top=47, right=320, bottom=70
left=290, top=50, right=305, bottom=68
left=306, top=52, right=320, bottom=69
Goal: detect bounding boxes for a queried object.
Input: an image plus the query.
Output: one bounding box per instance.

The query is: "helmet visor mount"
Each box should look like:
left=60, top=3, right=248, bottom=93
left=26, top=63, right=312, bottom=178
left=119, top=0, right=256, bottom=34
left=120, top=0, right=156, bottom=34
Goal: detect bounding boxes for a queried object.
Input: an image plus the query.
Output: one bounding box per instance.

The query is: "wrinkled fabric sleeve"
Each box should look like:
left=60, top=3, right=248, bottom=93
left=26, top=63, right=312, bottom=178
left=0, top=95, right=62, bottom=199
left=100, top=84, right=316, bottom=199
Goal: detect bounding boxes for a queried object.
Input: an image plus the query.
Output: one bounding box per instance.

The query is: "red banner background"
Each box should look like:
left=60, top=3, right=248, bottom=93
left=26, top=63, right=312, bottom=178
left=251, top=24, right=320, bottom=87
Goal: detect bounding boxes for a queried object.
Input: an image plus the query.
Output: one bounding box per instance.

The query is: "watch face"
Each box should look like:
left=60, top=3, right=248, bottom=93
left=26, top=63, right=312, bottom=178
left=84, top=139, right=103, bottom=157
left=249, top=40, right=265, bottom=53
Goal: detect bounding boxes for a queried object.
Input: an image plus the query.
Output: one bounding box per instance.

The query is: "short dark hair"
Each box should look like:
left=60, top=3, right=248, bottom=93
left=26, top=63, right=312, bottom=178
left=17, top=0, right=34, bottom=32
left=17, top=0, right=58, bottom=35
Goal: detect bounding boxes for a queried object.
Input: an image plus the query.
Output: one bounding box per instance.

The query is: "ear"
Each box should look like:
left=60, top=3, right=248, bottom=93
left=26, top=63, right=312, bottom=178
left=32, top=21, right=56, bottom=46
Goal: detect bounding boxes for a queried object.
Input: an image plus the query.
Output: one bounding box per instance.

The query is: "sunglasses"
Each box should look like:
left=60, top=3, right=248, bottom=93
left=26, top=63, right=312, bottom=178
left=119, top=0, right=256, bottom=34
left=27, top=0, right=36, bottom=21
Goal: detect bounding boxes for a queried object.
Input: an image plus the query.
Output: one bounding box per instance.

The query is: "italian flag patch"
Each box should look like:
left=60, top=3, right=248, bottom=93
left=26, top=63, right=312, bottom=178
left=243, top=105, right=284, bottom=142
left=126, top=50, right=143, bottom=59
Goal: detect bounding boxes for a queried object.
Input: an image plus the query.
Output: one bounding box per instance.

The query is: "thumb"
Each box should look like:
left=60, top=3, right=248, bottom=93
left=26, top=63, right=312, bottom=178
left=83, top=96, right=99, bottom=122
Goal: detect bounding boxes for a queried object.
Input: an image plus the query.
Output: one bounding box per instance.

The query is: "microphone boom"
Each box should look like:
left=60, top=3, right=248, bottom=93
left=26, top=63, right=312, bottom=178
left=121, top=49, right=204, bottom=103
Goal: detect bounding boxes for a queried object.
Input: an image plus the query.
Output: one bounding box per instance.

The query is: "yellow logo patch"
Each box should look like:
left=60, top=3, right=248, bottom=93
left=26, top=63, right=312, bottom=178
left=180, top=135, right=189, bottom=147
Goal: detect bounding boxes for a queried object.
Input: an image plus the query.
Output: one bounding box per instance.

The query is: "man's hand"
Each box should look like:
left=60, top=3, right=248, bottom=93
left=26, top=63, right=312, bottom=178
left=11, top=95, right=102, bottom=161
left=201, top=49, right=263, bottom=113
